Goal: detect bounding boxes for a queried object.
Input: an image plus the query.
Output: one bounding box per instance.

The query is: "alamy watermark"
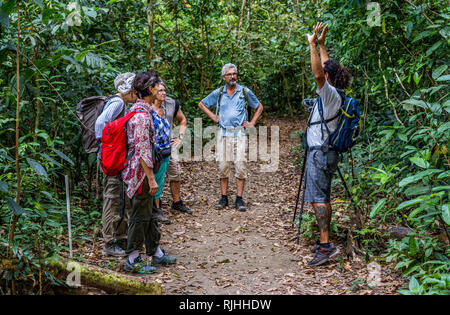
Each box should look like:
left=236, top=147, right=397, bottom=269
left=367, top=2, right=381, bottom=27
left=171, top=119, right=280, bottom=172
left=66, top=2, right=82, bottom=27
left=367, top=261, right=382, bottom=287
left=66, top=261, right=81, bottom=287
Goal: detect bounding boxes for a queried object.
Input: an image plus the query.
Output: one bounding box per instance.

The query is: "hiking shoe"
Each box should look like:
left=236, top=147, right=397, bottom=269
left=171, top=200, right=193, bottom=214
left=125, top=255, right=157, bottom=274
left=152, top=250, right=176, bottom=266
left=156, top=208, right=171, bottom=224
left=308, top=244, right=340, bottom=266
left=235, top=197, right=246, bottom=212
left=103, top=241, right=127, bottom=257
left=216, top=195, right=228, bottom=210
left=310, top=239, right=321, bottom=253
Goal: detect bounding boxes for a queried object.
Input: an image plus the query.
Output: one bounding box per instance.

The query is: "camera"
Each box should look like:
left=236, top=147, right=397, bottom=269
left=302, top=98, right=317, bottom=113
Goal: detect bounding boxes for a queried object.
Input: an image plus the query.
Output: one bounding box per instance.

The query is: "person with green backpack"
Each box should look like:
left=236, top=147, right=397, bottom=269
left=198, top=63, right=263, bottom=212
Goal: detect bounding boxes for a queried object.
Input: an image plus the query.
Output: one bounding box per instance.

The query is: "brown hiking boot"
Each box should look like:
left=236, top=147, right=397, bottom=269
left=308, top=243, right=340, bottom=266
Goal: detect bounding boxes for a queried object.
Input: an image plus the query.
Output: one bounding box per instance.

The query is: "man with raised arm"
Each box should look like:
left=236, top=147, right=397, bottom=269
left=304, top=23, right=352, bottom=266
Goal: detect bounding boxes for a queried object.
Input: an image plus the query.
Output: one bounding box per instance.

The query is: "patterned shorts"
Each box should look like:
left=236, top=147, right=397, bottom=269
left=304, top=149, right=338, bottom=203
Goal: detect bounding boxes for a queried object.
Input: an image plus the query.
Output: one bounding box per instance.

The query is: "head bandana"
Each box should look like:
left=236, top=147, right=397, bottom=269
left=114, top=72, right=136, bottom=94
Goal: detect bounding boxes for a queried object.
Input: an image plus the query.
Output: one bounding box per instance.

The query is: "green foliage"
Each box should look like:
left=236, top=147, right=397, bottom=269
left=385, top=235, right=449, bottom=295
left=0, top=0, right=448, bottom=294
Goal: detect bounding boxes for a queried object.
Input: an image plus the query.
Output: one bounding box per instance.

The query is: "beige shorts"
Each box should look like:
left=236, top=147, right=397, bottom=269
left=166, top=152, right=182, bottom=182
left=216, top=133, right=247, bottom=179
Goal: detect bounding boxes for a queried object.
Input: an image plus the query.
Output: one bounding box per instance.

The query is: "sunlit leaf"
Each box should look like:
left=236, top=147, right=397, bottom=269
left=442, top=204, right=450, bottom=225
left=370, top=198, right=386, bottom=218
left=397, top=197, right=427, bottom=210
left=399, top=169, right=442, bottom=187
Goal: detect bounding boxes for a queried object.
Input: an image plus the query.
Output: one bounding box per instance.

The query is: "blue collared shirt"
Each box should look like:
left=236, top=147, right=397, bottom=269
left=202, top=84, right=260, bottom=137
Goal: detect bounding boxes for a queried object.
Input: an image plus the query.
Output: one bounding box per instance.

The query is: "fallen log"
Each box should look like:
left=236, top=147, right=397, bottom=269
left=46, top=258, right=162, bottom=295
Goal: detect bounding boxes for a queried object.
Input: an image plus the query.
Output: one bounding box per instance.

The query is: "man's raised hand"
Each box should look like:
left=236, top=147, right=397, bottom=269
left=307, top=22, right=324, bottom=44
left=317, top=24, right=328, bottom=45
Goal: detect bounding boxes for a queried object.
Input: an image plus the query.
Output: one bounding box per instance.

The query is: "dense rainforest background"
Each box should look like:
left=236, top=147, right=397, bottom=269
left=0, top=0, right=448, bottom=295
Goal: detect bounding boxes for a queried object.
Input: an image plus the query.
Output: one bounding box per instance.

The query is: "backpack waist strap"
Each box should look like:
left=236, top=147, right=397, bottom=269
left=308, top=145, right=335, bottom=153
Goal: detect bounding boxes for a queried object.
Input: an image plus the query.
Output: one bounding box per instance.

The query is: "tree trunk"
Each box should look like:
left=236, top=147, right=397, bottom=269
left=234, top=0, right=247, bottom=67
left=281, top=70, right=293, bottom=117
left=9, top=2, right=21, bottom=295
left=146, top=0, right=155, bottom=65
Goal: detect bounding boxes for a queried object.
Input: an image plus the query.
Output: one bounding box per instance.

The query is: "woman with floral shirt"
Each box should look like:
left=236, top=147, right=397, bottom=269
left=122, top=72, right=176, bottom=274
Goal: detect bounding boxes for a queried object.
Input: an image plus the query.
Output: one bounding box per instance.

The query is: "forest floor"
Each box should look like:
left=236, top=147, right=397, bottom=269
left=76, top=117, right=406, bottom=295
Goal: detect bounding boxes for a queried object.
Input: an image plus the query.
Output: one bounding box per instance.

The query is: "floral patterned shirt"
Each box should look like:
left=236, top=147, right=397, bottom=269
left=152, top=107, right=171, bottom=152
left=122, top=99, right=155, bottom=199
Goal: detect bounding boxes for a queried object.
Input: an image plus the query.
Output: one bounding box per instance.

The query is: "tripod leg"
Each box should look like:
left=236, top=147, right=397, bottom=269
left=292, top=152, right=307, bottom=226
left=292, top=155, right=306, bottom=227
left=296, top=169, right=307, bottom=244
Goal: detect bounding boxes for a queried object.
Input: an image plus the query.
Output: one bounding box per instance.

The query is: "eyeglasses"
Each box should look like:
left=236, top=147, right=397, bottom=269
left=224, top=72, right=238, bottom=77
left=157, top=90, right=166, bottom=94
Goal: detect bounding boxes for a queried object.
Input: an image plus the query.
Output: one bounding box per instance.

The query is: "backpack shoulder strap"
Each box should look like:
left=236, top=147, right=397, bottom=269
left=102, top=95, right=123, bottom=116
left=215, top=85, right=226, bottom=116
left=242, top=86, right=249, bottom=121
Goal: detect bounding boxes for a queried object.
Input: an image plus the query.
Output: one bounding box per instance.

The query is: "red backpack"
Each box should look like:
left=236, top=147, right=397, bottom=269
left=100, top=110, right=145, bottom=176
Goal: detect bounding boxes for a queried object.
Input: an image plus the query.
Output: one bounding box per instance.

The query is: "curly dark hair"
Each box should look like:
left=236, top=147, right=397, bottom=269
left=323, top=60, right=352, bottom=90
left=132, top=71, right=161, bottom=99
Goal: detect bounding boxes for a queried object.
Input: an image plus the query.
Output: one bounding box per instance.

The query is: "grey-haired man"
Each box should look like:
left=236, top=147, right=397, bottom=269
left=198, top=64, right=263, bottom=211
left=95, top=72, right=137, bottom=257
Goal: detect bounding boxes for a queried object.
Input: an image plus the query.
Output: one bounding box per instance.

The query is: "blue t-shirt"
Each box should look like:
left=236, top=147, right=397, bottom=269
left=202, top=84, right=260, bottom=136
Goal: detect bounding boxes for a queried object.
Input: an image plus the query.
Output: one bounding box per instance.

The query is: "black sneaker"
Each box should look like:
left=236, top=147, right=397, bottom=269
left=103, top=241, right=127, bottom=257
left=171, top=201, right=193, bottom=214
left=308, top=244, right=340, bottom=266
left=156, top=208, right=171, bottom=224
left=216, top=195, right=228, bottom=210
left=235, top=197, right=246, bottom=212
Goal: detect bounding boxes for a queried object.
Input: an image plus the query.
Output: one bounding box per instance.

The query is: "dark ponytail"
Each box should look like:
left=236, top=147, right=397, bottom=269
left=132, top=71, right=161, bottom=99
left=323, top=60, right=352, bottom=90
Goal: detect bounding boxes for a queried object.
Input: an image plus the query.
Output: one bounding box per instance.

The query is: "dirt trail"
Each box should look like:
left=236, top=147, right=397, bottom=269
left=86, top=117, right=405, bottom=295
